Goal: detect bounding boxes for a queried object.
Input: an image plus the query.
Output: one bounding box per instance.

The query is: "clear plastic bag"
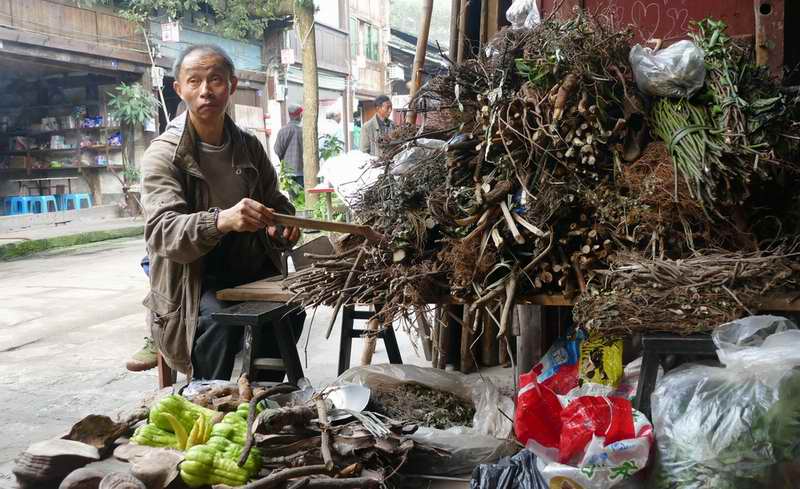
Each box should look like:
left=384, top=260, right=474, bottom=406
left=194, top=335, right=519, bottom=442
left=651, top=315, right=800, bottom=489
left=335, top=364, right=516, bottom=475
left=506, top=0, right=540, bottom=29
left=629, top=40, right=706, bottom=98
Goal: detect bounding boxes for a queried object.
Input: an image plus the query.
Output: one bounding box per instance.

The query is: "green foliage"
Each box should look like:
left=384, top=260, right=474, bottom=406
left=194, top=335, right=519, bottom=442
left=319, top=134, right=343, bottom=161
left=279, top=159, right=305, bottom=210
left=107, top=82, right=160, bottom=127
left=117, top=0, right=309, bottom=40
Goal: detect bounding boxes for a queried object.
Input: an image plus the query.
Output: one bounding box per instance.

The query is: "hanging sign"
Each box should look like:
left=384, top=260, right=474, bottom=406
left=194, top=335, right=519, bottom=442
left=280, top=48, right=296, bottom=66
left=151, top=66, right=165, bottom=88
left=161, top=21, right=180, bottom=42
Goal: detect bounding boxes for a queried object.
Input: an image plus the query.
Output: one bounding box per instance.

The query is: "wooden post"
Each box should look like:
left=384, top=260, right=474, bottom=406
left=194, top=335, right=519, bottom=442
left=430, top=309, right=440, bottom=367
left=481, top=306, right=499, bottom=366
left=360, top=314, right=380, bottom=366
left=459, top=306, right=475, bottom=373
left=405, top=0, right=435, bottom=124
left=516, top=305, right=543, bottom=374
left=449, top=0, right=460, bottom=61
left=457, top=0, right=468, bottom=64
left=414, top=306, right=433, bottom=361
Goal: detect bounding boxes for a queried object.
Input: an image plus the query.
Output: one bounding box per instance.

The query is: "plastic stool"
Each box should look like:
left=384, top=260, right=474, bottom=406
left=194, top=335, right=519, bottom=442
left=2, top=196, right=14, bottom=215
left=8, top=196, right=31, bottom=215
left=61, top=193, right=93, bottom=210
left=30, top=195, right=58, bottom=213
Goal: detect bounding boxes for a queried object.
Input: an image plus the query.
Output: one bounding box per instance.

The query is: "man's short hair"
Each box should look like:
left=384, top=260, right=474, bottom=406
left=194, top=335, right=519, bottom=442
left=173, top=44, right=236, bottom=80
left=374, top=95, right=391, bottom=107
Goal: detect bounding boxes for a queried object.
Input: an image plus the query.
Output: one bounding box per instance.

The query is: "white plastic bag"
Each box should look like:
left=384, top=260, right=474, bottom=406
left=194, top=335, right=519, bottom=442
left=651, top=315, right=800, bottom=489
left=629, top=40, right=706, bottom=98
left=506, top=0, right=540, bottom=29
left=334, top=364, right=516, bottom=475
left=317, top=150, right=381, bottom=207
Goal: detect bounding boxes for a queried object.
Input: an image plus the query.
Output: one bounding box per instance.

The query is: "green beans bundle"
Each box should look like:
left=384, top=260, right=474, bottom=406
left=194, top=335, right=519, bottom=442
left=650, top=97, right=726, bottom=208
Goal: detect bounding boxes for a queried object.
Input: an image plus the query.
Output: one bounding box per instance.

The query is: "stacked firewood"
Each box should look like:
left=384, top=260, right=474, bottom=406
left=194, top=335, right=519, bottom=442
left=286, top=10, right=800, bottom=342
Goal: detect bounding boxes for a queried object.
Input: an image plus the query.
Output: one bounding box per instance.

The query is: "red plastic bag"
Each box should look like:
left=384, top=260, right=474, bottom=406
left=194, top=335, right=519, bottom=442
left=558, top=396, right=635, bottom=464
left=514, top=379, right=562, bottom=448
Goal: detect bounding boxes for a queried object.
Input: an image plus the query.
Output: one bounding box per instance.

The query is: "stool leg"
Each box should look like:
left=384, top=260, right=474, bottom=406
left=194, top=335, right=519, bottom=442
left=382, top=325, right=403, bottom=365
left=634, top=351, right=660, bottom=419
left=275, top=321, right=304, bottom=384
left=240, top=324, right=256, bottom=381
left=338, top=305, right=355, bottom=375
left=157, top=353, right=176, bottom=389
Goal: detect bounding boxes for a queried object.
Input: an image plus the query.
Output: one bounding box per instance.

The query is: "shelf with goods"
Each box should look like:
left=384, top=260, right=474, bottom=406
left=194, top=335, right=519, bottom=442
left=0, top=145, right=123, bottom=157
left=1, top=126, right=121, bottom=138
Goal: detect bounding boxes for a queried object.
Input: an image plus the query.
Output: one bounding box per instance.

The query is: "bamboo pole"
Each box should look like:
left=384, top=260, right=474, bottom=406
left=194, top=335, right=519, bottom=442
left=457, top=0, right=468, bottom=64
left=406, top=0, right=435, bottom=124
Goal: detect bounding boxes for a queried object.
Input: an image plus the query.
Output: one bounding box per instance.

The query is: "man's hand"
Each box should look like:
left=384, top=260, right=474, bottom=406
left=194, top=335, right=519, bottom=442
left=267, top=225, right=301, bottom=246
left=217, top=198, right=275, bottom=234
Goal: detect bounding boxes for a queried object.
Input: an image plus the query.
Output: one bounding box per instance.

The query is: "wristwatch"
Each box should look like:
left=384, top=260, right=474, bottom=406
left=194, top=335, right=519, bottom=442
left=209, top=207, right=222, bottom=231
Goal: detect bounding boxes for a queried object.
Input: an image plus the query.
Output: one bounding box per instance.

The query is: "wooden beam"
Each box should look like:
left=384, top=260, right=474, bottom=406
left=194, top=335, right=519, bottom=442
left=0, top=29, right=146, bottom=74
left=0, top=26, right=149, bottom=69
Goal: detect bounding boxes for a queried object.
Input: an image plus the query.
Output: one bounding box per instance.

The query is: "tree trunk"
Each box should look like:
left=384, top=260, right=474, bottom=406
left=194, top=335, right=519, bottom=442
left=294, top=2, right=320, bottom=209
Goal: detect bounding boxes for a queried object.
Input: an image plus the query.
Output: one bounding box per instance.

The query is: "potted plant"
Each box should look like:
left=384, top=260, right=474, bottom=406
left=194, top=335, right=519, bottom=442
left=107, top=82, right=159, bottom=216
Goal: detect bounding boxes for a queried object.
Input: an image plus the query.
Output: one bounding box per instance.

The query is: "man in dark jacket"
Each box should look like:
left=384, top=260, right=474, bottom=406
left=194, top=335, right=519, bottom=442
left=141, top=44, right=303, bottom=380
left=359, top=95, right=394, bottom=157
left=274, top=104, right=304, bottom=193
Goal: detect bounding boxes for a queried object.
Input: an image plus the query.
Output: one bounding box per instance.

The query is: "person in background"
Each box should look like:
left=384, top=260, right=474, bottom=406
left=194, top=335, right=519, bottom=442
left=359, top=95, right=394, bottom=157
left=274, top=104, right=304, bottom=192
left=351, top=110, right=362, bottom=151
left=140, top=44, right=304, bottom=381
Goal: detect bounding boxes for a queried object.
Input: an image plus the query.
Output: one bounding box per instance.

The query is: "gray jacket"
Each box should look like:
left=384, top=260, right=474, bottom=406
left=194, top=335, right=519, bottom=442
left=141, top=112, right=294, bottom=375
left=359, top=115, right=395, bottom=157
left=274, top=121, right=303, bottom=175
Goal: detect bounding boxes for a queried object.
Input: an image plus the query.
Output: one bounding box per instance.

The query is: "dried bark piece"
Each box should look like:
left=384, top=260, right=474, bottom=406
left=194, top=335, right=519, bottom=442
left=64, top=415, right=129, bottom=454
left=14, top=439, right=100, bottom=487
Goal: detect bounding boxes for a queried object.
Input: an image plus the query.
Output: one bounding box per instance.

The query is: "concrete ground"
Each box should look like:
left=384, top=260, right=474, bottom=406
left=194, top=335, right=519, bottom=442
left=0, top=215, right=142, bottom=244
left=1, top=236, right=511, bottom=487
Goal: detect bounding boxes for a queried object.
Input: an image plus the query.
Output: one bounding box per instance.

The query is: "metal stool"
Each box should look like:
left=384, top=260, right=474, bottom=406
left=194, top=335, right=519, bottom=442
left=338, top=304, right=402, bottom=375
left=212, top=301, right=305, bottom=384
left=633, top=333, right=716, bottom=418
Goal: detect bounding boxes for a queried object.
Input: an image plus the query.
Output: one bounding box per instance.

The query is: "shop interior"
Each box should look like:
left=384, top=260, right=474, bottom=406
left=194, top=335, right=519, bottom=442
left=0, top=54, right=140, bottom=214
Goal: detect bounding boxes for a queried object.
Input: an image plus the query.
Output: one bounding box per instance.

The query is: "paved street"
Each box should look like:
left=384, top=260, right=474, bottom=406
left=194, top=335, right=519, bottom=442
left=0, top=237, right=434, bottom=487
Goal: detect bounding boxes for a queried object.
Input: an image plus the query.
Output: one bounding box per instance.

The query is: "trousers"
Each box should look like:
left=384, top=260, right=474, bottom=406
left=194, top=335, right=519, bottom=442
left=191, top=287, right=305, bottom=381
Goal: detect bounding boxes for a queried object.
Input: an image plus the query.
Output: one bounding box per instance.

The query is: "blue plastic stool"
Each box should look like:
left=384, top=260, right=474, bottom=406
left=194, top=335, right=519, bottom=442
left=2, top=196, right=14, bottom=215
left=61, top=193, right=93, bottom=210
left=30, top=195, right=58, bottom=213
left=8, top=196, right=31, bottom=215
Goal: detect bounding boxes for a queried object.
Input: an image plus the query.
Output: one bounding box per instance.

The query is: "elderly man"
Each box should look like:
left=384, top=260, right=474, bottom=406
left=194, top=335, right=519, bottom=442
left=141, top=44, right=304, bottom=381
left=274, top=104, right=304, bottom=191
left=360, top=95, right=395, bottom=156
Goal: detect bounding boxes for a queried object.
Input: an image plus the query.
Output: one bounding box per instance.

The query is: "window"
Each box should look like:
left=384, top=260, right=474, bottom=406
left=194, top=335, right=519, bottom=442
left=365, top=23, right=379, bottom=62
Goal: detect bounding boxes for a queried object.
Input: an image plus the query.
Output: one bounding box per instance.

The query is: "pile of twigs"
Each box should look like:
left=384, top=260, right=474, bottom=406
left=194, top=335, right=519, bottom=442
left=573, top=249, right=800, bottom=335
left=286, top=11, right=800, bottom=342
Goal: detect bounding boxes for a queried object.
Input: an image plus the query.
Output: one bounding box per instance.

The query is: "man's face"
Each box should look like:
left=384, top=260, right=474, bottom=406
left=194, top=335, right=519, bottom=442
left=173, top=51, right=238, bottom=125
left=377, top=101, right=393, bottom=120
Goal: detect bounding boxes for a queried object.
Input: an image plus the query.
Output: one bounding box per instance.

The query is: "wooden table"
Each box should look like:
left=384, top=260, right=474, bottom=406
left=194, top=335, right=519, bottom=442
left=9, top=176, right=79, bottom=195
left=219, top=276, right=800, bottom=386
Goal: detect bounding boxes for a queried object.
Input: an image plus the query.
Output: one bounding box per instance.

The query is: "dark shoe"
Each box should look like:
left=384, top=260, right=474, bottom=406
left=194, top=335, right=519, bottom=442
left=126, top=337, right=158, bottom=371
